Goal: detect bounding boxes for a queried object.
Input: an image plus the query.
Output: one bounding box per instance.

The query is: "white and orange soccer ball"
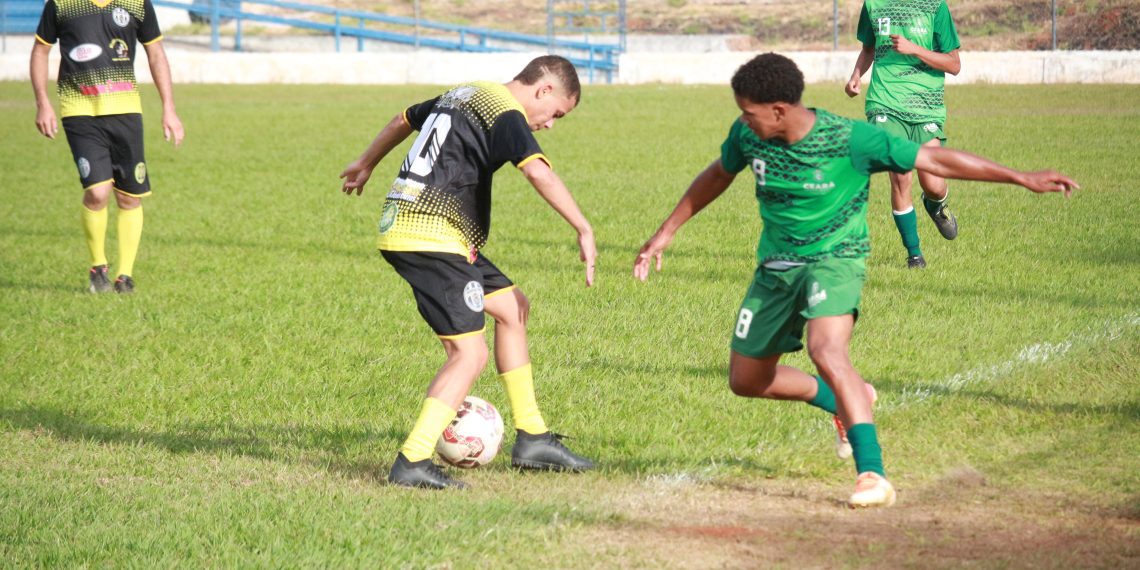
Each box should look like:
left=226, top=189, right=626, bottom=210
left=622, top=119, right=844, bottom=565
left=435, top=396, right=504, bottom=468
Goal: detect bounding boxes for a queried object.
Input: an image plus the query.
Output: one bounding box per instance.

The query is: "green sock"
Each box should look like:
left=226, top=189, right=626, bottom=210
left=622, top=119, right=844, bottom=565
left=892, top=208, right=922, bottom=257
left=847, top=423, right=885, bottom=477
left=922, top=192, right=946, bottom=216
left=807, top=375, right=837, bottom=414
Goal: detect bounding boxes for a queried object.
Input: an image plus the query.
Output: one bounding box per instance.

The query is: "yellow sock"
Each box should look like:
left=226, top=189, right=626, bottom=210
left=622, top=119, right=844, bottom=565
left=81, top=206, right=108, bottom=267
left=116, top=205, right=144, bottom=277
left=400, top=397, right=457, bottom=462
left=499, top=363, right=548, bottom=435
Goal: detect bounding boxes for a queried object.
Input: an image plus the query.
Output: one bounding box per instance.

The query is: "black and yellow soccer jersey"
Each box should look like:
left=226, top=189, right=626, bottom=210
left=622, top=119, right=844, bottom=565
left=377, top=81, right=548, bottom=258
left=36, top=0, right=163, bottom=118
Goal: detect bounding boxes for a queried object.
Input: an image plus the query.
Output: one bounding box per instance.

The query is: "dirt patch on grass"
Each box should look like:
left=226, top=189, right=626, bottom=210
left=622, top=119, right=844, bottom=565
left=575, top=472, right=1139, bottom=568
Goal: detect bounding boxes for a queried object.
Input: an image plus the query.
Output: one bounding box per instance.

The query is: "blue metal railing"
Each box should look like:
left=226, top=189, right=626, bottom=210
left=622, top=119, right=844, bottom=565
left=152, top=0, right=622, bottom=82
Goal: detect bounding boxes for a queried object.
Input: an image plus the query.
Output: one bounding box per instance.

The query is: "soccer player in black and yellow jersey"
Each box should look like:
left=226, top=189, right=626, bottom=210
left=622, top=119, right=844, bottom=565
left=31, top=0, right=184, bottom=294
left=341, top=56, right=597, bottom=489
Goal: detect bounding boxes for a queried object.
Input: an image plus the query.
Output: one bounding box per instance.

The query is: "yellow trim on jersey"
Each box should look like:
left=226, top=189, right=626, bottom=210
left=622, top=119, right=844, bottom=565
left=83, top=178, right=115, bottom=191
left=141, top=35, right=165, bottom=46
left=482, top=285, right=517, bottom=300
left=115, top=187, right=151, bottom=198
left=516, top=153, right=551, bottom=170
left=438, top=328, right=486, bottom=340
left=90, top=0, right=114, bottom=7
left=400, top=109, right=411, bottom=127
left=35, top=34, right=52, bottom=46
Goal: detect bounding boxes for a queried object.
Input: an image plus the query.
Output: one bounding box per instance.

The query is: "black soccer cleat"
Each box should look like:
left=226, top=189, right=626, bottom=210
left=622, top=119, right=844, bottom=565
left=924, top=196, right=959, bottom=240
left=511, top=430, right=594, bottom=472
left=906, top=255, right=927, bottom=269
left=387, top=452, right=468, bottom=490
left=89, top=265, right=112, bottom=293
left=113, top=274, right=135, bottom=294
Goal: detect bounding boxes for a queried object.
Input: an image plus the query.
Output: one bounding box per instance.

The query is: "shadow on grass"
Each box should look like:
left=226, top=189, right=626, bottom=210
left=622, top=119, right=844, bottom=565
left=0, top=277, right=83, bottom=294
left=0, top=405, right=405, bottom=482
left=868, top=377, right=1140, bottom=418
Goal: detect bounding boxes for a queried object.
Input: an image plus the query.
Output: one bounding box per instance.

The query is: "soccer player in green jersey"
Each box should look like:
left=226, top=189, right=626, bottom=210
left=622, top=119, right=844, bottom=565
left=31, top=0, right=184, bottom=293
left=341, top=55, right=597, bottom=489
left=846, top=0, right=961, bottom=268
left=634, top=53, right=1076, bottom=507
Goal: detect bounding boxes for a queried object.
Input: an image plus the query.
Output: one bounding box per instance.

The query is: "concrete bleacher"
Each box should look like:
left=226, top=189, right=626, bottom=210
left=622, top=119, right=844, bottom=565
left=1, top=0, right=45, bottom=35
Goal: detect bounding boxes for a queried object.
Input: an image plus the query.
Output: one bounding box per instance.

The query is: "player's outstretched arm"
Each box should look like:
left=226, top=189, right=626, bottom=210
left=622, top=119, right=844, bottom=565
left=520, top=158, right=596, bottom=287
left=340, top=114, right=413, bottom=196
left=633, top=159, right=736, bottom=282
left=846, top=44, right=875, bottom=98
left=30, top=41, right=56, bottom=139
left=914, top=146, right=1079, bottom=196
left=143, top=41, right=184, bottom=146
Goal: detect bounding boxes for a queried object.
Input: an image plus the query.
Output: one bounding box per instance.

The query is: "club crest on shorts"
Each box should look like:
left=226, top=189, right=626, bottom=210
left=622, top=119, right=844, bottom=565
left=134, top=162, right=146, bottom=184
left=874, top=115, right=887, bottom=123
left=463, top=281, right=484, bottom=312
left=112, top=7, right=131, bottom=27
left=924, top=123, right=939, bottom=133
left=77, top=157, right=91, bottom=179
left=379, top=202, right=398, bottom=233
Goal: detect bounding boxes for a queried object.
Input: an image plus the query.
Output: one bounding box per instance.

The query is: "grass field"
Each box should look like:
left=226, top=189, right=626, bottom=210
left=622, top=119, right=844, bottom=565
left=1, top=80, right=1137, bottom=568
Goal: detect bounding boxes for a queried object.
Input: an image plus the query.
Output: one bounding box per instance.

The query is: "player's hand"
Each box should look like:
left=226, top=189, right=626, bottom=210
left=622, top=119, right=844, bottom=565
left=163, top=111, right=184, bottom=147
left=1018, top=170, right=1080, bottom=197
left=844, top=76, right=861, bottom=98
left=578, top=228, right=597, bottom=287
left=890, top=34, right=919, bottom=56
left=339, top=160, right=373, bottom=196
left=632, top=231, right=674, bottom=282
left=35, top=105, right=57, bottom=139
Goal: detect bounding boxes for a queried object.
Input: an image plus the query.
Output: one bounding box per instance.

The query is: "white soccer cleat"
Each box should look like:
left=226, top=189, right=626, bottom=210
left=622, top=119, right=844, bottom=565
left=834, top=383, right=878, bottom=460
left=848, top=472, right=897, bottom=508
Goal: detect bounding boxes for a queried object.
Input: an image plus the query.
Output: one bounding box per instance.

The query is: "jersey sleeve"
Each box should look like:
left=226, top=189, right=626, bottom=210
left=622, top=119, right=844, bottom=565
left=849, top=122, right=920, bottom=175
left=139, top=0, right=164, bottom=44
left=719, top=120, right=748, bottom=174
left=35, top=1, right=58, bottom=45
left=933, top=1, right=962, bottom=53
left=855, top=4, right=874, bottom=47
left=402, top=96, right=440, bottom=131
left=491, top=110, right=548, bottom=169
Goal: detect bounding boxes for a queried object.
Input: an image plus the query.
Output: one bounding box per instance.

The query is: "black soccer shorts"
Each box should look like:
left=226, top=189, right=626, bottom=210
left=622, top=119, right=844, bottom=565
left=381, top=250, right=514, bottom=338
left=61, top=113, right=150, bottom=196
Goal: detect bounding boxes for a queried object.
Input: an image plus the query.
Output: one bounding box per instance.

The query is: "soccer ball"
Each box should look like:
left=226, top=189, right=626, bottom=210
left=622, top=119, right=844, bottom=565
left=435, top=396, right=505, bottom=468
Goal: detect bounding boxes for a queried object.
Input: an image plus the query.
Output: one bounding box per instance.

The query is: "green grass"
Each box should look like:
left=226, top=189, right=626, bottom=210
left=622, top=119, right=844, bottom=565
left=0, top=81, right=1137, bottom=567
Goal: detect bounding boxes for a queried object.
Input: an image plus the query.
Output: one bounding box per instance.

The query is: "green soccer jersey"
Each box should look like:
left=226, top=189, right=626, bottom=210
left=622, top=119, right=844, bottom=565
left=857, top=0, right=961, bottom=123
left=720, top=109, right=921, bottom=266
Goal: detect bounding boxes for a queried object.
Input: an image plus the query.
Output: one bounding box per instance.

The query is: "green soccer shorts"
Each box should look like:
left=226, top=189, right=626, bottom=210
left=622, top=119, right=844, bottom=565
left=730, top=258, right=866, bottom=358
left=867, top=113, right=946, bottom=146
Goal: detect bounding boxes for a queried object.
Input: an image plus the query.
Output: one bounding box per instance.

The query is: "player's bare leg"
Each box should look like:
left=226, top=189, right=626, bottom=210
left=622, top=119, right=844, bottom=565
left=917, top=138, right=958, bottom=240
left=890, top=171, right=925, bottom=269
left=389, top=334, right=486, bottom=490
left=728, top=352, right=819, bottom=401
left=807, top=315, right=895, bottom=507
left=484, top=287, right=593, bottom=472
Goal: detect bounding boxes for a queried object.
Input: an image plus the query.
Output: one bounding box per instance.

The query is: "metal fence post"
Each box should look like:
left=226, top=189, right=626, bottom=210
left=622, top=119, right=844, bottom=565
left=1051, top=0, right=1057, bottom=50
left=833, top=0, right=838, bottom=51
left=210, top=0, right=220, bottom=52
left=334, top=11, right=341, bottom=52
left=235, top=2, right=243, bottom=52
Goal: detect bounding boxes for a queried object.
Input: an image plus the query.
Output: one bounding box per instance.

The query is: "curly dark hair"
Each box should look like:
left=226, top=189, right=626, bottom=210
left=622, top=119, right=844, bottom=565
left=730, top=53, right=804, bottom=105
left=514, top=55, right=582, bottom=104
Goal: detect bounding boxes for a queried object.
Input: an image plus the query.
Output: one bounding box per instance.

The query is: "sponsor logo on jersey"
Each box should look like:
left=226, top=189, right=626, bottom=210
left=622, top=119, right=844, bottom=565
left=808, top=282, right=828, bottom=308
left=77, top=157, right=91, bottom=179
left=109, top=39, right=129, bottom=62
left=803, top=169, right=835, bottom=191
left=79, top=81, right=134, bottom=96
left=386, top=178, right=424, bottom=202
left=112, top=7, right=131, bottom=27
left=134, top=162, right=146, bottom=184
left=910, top=25, right=929, bottom=36
left=463, top=281, right=484, bottom=312
left=68, top=43, right=102, bottom=62
left=378, top=202, right=398, bottom=233
left=439, top=86, right=477, bottom=109
left=924, top=123, right=939, bottom=133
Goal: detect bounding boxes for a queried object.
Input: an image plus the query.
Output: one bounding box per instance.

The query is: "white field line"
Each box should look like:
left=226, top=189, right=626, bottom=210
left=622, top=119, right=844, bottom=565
left=883, top=311, right=1140, bottom=410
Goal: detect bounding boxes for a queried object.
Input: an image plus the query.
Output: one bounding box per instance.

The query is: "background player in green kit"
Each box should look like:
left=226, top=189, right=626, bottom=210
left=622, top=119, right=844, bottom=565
left=633, top=53, right=1076, bottom=507
left=31, top=0, right=184, bottom=293
left=340, top=56, right=596, bottom=489
left=846, top=0, right=961, bottom=268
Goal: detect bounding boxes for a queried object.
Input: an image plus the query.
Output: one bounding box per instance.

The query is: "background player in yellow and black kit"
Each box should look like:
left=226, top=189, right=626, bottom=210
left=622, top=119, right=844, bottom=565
left=340, top=55, right=597, bottom=489
left=31, top=0, right=184, bottom=293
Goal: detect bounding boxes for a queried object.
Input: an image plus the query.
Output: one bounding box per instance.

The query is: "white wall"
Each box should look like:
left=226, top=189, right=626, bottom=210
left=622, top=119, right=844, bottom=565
left=4, top=42, right=1139, bottom=85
